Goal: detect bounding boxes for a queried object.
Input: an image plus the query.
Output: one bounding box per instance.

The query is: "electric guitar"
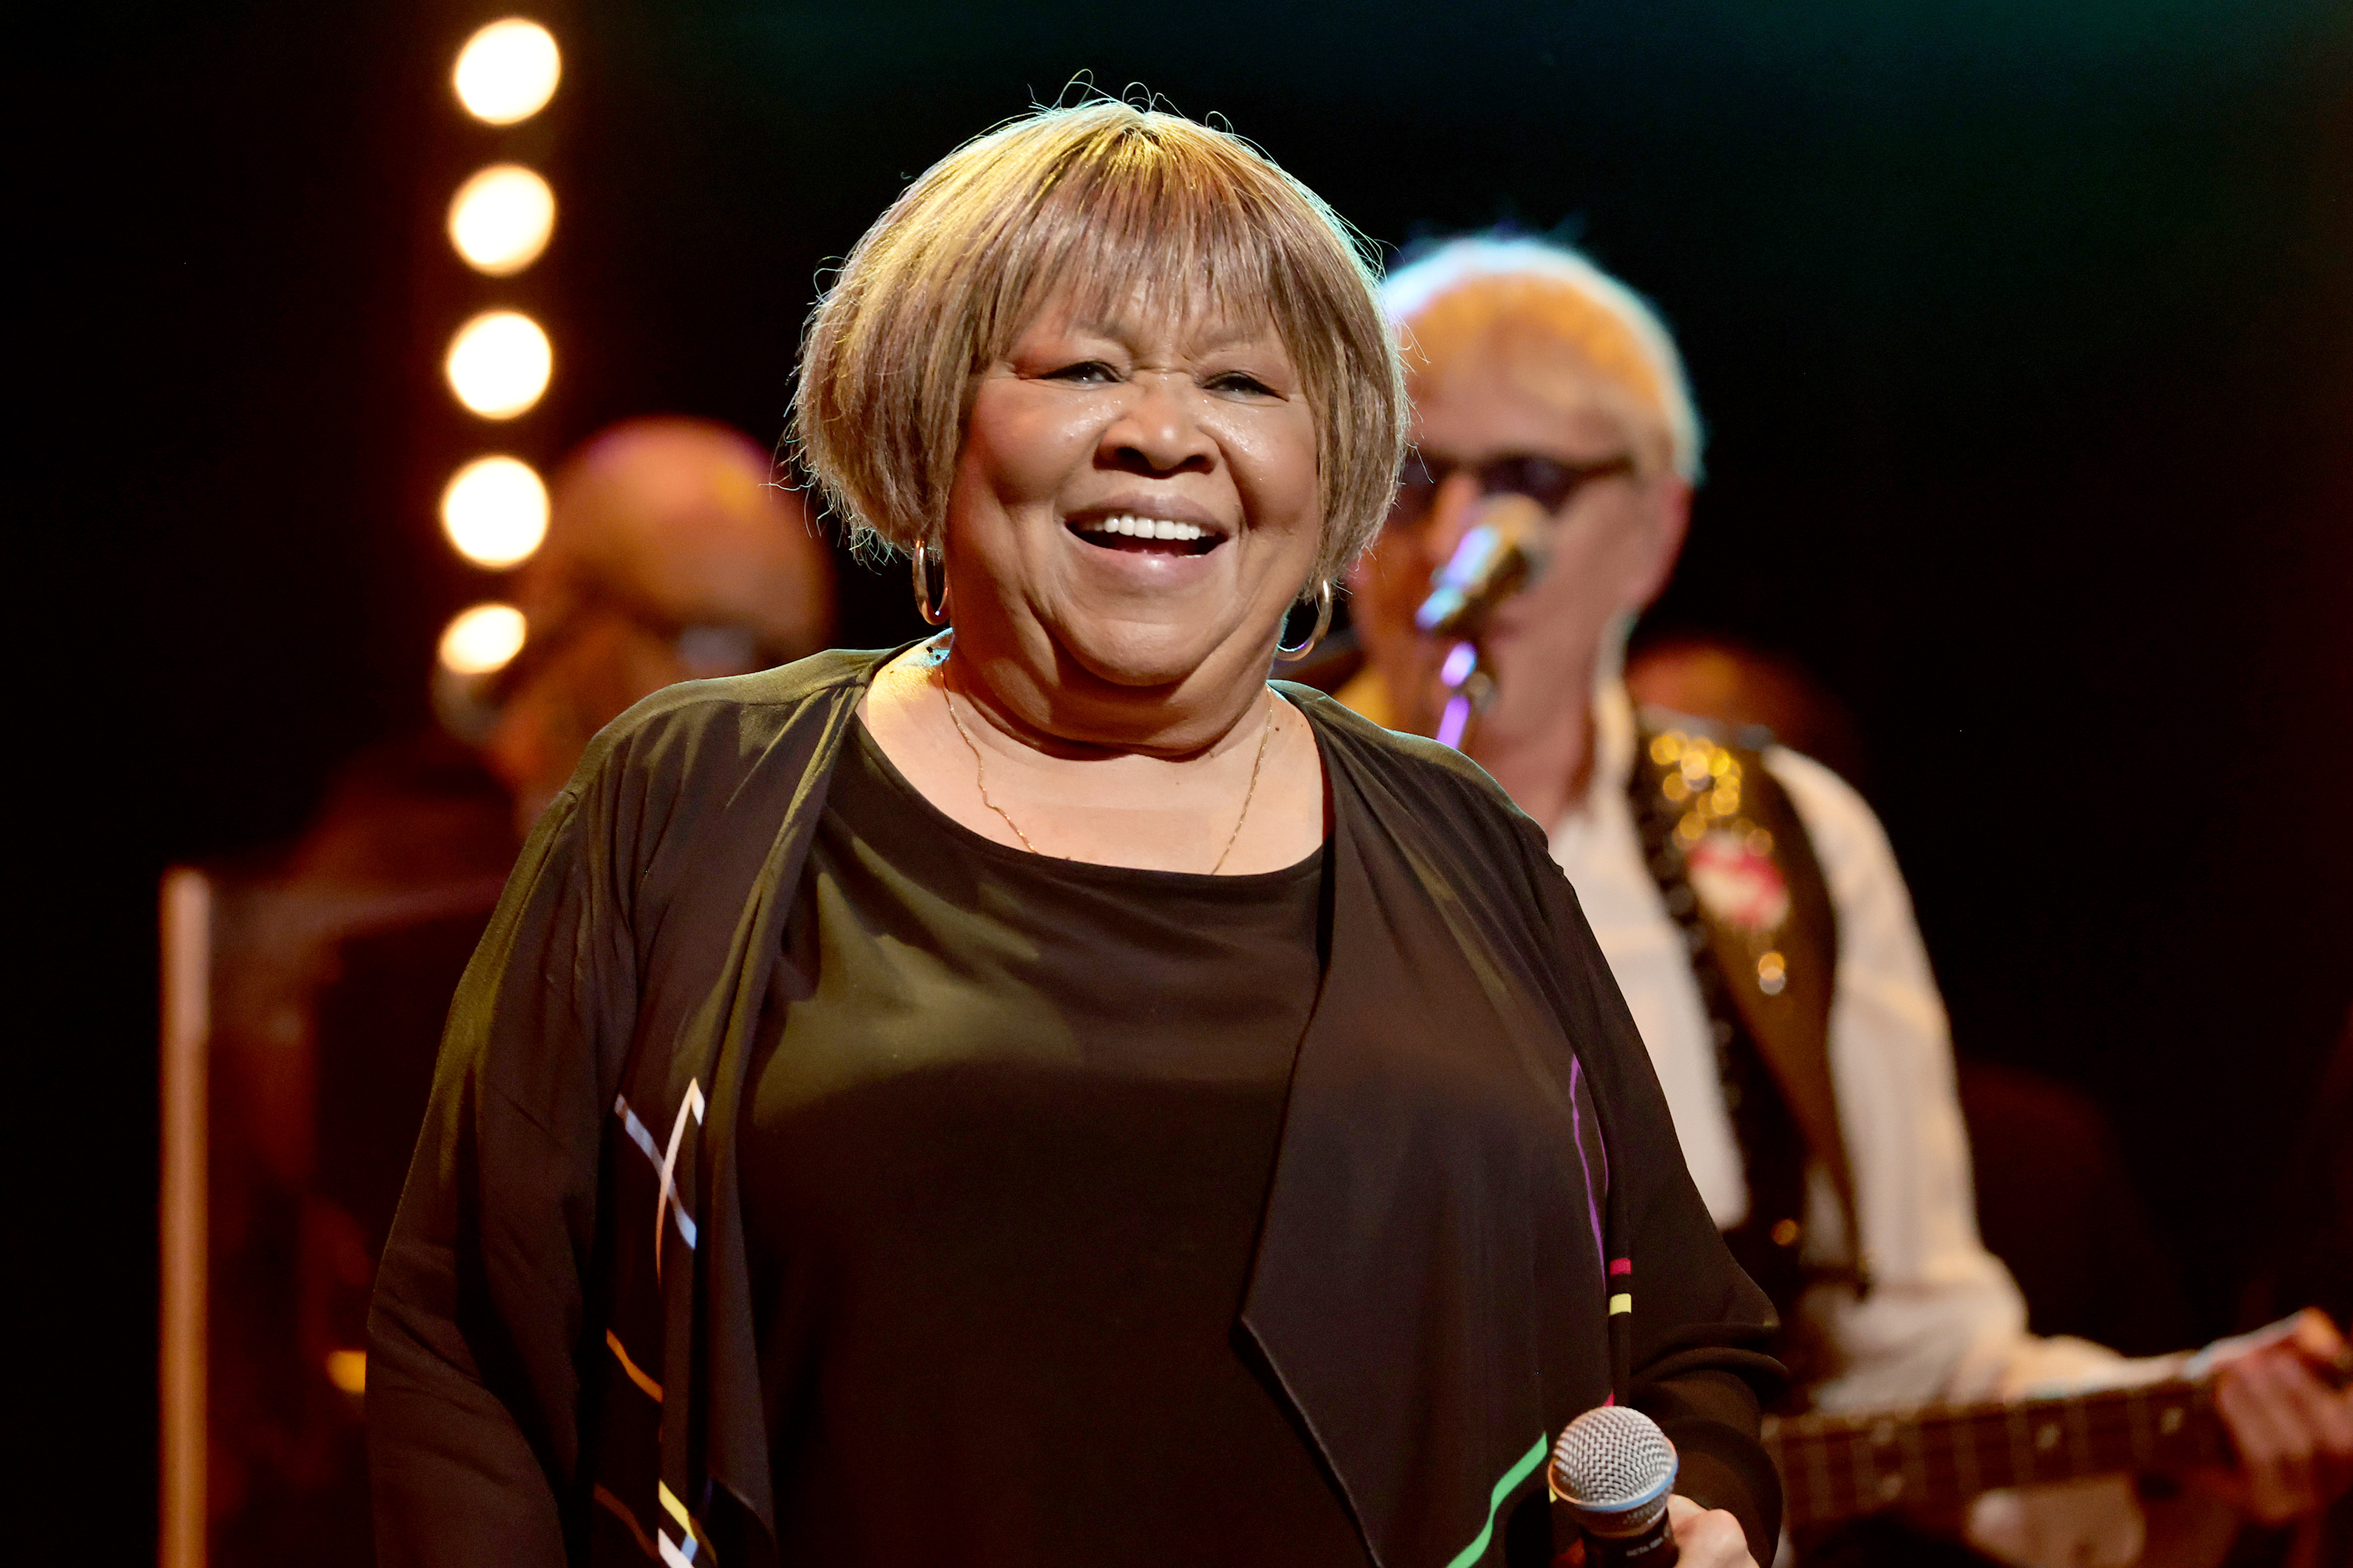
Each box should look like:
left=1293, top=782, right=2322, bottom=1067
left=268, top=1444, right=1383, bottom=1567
left=1761, top=1375, right=2227, bottom=1531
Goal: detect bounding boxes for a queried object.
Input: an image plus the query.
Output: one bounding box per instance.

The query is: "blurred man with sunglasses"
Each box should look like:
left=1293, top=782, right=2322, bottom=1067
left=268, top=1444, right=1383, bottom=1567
left=1339, top=238, right=2352, bottom=1567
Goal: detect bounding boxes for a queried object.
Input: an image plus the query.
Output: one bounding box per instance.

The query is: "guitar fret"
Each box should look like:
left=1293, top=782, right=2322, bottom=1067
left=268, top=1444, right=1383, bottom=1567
left=1847, top=1424, right=1875, bottom=1521
left=2006, top=1402, right=2036, bottom=1489
left=1803, top=1419, right=1834, bottom=1526
left=1898, top=1410, right=1929, bottom=1511
left=1865, top=1417, right=1902, bottom=1509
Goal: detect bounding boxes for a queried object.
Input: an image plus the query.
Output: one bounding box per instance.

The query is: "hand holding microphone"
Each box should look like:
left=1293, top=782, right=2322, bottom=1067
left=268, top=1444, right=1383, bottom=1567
left=1551, top=1405, right=1759, bottom=1568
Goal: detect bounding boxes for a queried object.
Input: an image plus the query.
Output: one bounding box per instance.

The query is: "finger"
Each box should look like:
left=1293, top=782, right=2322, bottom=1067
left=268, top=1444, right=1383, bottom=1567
left=2272, top=1354, right=2353, bottom=1450
left=2289, top=1308, right=2350, bottom=1376
left=2252, top=1350, right=2345, bottom=1507
left=2270, top=1354, right=2353, bottom=1502
left=2216, top=1356, right=2297, bottom=1519
left=1666, top=1498, right=1757, bottom=1568
left=2218, top=1353, right=2314, bottom=1520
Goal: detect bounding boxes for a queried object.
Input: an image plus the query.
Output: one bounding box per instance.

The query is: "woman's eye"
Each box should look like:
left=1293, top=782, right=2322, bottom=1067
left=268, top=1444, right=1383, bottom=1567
left=1047, top=360, right=1119, bottom=384
left=1207, top=371, right=1277, bottom=396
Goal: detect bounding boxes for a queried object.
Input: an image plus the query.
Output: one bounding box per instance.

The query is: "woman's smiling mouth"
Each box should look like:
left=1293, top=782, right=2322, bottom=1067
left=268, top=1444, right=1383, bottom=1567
left=1069, top=514, right=1225, bottom=557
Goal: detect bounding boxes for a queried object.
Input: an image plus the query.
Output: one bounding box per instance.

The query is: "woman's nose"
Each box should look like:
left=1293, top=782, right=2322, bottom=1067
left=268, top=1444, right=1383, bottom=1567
left=1106, top=373, right=1216, bottom=476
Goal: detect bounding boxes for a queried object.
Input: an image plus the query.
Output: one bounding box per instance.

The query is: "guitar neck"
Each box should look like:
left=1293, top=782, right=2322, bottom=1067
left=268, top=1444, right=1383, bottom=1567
left=1762, top=1377, right=2228, bottom=1530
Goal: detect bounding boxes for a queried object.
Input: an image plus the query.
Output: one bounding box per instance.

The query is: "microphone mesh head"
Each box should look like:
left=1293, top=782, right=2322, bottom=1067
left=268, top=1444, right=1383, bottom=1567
left=1550, top=1405, right=1678, bottom=1515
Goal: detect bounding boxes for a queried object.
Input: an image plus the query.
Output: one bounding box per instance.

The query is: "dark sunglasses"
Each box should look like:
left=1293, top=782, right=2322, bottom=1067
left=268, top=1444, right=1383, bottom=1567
left=1391, top=449, right=1637, bottom=526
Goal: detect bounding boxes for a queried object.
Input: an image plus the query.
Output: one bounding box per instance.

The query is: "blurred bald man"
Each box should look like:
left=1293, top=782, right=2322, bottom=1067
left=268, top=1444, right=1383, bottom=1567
left=197, top=417, right=835, bottom=1566
left=445, top=416, right=836, bottom=827
left=1344, top=238, right=2352, bottom=1566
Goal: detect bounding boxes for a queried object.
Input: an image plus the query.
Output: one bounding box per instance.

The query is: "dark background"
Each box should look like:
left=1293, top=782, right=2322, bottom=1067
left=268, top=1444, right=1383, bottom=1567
left=26, top=1, right=2351, bottom=1552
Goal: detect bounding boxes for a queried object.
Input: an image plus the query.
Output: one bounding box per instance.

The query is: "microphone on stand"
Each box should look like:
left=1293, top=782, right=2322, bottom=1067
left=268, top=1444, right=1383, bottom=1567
left=1414, top=494, right=1553, bottom=751
left=1550, top=1405, right=1681, bottom=1566
left=1414, top=494, right=1553, bottom=640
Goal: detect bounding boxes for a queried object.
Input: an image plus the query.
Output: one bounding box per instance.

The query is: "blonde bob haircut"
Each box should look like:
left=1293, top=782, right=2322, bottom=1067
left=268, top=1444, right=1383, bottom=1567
left=792, top=100, right=1408, bottom=594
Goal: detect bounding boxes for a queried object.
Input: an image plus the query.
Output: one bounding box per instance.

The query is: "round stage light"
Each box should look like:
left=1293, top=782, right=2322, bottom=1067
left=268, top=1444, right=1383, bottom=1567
left=438, top=603, right=527, bottom=675
left=445, top=310, right=551, bottom=419
left=440, top=456, right=549, bottom=567
left=447, top=164, right=555, bottom=276
left=453, top=19, right=560, bottom=126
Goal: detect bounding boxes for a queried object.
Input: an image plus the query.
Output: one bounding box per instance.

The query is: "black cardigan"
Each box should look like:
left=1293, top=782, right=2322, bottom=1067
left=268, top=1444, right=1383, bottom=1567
left=366, top=648, right=1783, bottom=1568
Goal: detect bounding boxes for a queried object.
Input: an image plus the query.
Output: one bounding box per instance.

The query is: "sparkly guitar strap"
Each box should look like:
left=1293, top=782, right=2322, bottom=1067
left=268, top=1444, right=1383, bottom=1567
left=1627, top=720, right=1858, bottom=1388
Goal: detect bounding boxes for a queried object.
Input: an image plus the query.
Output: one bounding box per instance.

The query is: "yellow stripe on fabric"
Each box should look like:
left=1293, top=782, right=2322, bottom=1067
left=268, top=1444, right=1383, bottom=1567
left=1444, top=1434, right=1550, bottom=1568
left=656, top=1482, right=716, bottom=1565
left=607, top=1329, right=664, bottom=1402
left=1609, top=1293, right=1633, bottom=1315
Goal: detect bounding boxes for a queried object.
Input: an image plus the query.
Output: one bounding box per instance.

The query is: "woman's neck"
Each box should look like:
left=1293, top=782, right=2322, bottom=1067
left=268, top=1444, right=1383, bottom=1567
left=856, top=636, right=1324, bottom=875
left=937, top=632, right=1275, bottom=764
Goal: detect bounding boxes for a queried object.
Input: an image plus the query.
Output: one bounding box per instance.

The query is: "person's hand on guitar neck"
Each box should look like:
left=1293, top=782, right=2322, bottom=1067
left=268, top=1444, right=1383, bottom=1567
left=2186, top=1307, right=2353, bottom=1523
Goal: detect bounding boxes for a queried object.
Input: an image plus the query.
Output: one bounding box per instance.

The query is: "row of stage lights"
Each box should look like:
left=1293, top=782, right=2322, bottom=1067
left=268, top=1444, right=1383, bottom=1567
left=438, top=18, right=562, bottom=681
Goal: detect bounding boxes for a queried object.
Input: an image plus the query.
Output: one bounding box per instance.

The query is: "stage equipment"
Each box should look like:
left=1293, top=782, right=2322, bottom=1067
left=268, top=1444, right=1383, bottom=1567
left=453, top=18, right=560, bottom=126
left=438, top=601, right=526, bottom=675
left=440, top=454, right=549, bottom=567
left=158, top=859, right=509, bottom=1568
left=438, top=14, right=564, bottom=615
left=447, top=163, right=556, bottom=277
left=445, top=309, right=552, bottom=420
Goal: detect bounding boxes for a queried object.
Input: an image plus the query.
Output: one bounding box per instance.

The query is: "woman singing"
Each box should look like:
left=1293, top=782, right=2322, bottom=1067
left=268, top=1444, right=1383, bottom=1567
left=367, top=102, right=1782, bottom=1568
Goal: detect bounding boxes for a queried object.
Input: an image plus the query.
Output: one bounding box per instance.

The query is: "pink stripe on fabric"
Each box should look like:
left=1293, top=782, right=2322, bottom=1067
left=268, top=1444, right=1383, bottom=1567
left=1568, top=1057, right=1608, bottom=1278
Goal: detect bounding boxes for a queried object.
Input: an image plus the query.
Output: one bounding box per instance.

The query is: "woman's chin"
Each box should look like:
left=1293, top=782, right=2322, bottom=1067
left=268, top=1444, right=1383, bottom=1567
left=1050, top=618, right=1251, bottom=696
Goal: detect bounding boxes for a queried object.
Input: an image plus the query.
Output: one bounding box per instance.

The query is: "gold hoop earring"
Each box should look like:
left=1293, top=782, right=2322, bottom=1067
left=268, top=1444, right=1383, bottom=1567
left=911, top=541, right=949, bottom=627
left=1275, top=579, right=1334, bottom=663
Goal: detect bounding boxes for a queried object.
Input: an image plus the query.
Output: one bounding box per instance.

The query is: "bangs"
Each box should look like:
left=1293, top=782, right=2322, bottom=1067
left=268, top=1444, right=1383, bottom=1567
left=970, top=132, right=1294, bottom=365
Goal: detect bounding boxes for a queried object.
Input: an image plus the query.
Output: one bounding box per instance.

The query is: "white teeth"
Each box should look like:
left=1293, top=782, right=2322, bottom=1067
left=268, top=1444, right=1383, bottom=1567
left=1080, top=514, right=1212, bottom=541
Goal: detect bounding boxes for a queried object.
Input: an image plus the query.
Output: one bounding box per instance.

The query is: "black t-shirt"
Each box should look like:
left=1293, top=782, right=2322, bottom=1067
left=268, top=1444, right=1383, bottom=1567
left=739, top=720, right=1367, bottom=1566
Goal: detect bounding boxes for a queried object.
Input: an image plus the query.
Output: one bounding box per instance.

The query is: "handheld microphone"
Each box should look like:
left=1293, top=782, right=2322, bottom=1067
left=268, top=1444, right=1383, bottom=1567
left=1414, top=494, right=1552, bottom=638
left=1550, top=1405, right=1680, bottom=1566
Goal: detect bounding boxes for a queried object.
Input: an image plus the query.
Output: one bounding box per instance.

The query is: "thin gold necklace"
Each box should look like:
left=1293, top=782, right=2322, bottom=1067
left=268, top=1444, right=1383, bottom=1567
left=937, top=667, right=1278, bottom=873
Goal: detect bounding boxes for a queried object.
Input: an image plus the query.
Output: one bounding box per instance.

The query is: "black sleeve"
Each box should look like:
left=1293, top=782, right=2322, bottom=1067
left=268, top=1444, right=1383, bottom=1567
left=1532, top=815, right=1788, bottom=1563
left=1632, top=1356, right=1782, bottom=1560
left=365, top=756, right=640, bottom=1568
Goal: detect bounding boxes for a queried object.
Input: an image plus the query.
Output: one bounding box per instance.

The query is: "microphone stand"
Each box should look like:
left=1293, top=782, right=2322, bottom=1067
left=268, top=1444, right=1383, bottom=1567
left=1431, top=640, right=1494, bottom=751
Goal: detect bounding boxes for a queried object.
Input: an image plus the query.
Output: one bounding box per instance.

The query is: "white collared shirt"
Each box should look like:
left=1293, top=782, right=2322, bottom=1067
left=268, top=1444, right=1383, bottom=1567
left=1552, top=678, right=2131, bottom=1412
